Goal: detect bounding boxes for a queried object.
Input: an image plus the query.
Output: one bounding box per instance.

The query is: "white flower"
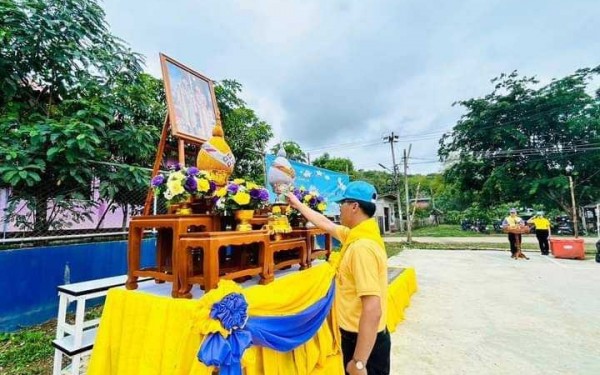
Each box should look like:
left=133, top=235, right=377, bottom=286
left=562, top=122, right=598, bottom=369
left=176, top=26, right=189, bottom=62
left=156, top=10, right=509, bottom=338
left=164, top=190, right=173, bottom=200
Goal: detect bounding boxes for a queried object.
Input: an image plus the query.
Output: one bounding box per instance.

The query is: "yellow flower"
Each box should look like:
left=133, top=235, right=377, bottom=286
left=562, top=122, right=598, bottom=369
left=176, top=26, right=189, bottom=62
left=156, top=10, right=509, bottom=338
left=167, top=180, right=184, bottom=196
left=216, top=187, right=227, bottom=197
left=169, top=171, right=185, bottom=181
left=233, top=191, right=251, bottom=206
left=272, top=206, right=281, bottom=214
left=197, top=178, right=210, bottom=193
left=246, top=182, right=258, bottom=190
left=317, top=203, right=327, bottom=212
left=303, top=194, right=313, bottom=203
left=233, top=178, right=245, bottom=184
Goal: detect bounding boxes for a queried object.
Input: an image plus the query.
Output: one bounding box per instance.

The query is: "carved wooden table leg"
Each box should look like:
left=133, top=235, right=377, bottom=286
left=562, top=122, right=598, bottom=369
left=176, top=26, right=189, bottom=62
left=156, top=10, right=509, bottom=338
left=204, top=242, right=220, bottom=292
left=126, top=225, right=142, bottom=290
left=177, top=241, right=194, bottom=299
left=260, top=240, right=274, bottom=285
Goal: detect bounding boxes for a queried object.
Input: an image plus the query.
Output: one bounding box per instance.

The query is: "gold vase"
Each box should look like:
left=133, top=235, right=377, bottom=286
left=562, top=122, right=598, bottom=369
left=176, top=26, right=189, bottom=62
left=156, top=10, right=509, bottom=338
left=234, top=209, right=254, bottom=231
left=175, top=197, right=193, bottom=215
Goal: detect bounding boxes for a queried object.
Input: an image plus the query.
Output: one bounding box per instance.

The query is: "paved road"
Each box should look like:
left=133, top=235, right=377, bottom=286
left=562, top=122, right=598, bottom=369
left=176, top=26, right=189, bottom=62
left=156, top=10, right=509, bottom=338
left=385, top=235, right=599, bottom=245
left=388, top=250, right=600, bottom=375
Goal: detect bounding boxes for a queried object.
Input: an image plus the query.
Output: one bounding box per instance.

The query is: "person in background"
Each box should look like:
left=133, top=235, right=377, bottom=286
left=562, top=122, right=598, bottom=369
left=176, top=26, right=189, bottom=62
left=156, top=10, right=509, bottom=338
left=528, top=211, right=551, bottom=255
left=502, top=208, right=525, bottom=259
left=286, top=181, right=390, bottom=375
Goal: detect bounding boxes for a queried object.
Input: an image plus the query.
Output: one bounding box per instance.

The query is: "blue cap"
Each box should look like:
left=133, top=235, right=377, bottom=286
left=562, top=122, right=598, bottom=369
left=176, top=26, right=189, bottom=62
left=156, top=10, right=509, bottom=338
left=332, top=181, right=377, bottom=203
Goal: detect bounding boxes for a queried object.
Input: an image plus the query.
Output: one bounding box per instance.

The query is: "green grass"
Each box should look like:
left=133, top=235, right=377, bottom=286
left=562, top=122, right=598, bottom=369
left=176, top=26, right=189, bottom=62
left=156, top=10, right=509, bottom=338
left=406, top=224, right=497, bottom=237
left=0, top=305, right=104, bottom=375
left=0, top=323, right=55, bottom=375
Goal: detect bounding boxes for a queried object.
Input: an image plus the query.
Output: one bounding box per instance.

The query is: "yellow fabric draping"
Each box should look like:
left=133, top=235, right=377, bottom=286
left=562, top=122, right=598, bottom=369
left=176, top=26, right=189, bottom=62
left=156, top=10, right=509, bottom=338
left=386, top=267, right=418, bottom=333
left=87, top=264, right=417, bottom=375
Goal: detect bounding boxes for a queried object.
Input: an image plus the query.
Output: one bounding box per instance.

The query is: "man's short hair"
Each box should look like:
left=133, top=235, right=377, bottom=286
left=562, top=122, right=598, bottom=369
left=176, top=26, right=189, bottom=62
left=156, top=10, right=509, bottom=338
left=356, top=200, right=376, bottom=218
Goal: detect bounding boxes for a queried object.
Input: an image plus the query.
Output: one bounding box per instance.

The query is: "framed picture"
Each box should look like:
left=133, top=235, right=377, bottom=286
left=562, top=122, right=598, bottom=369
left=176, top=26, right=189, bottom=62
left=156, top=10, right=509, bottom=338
left=160, top=53, right=220, bottom=144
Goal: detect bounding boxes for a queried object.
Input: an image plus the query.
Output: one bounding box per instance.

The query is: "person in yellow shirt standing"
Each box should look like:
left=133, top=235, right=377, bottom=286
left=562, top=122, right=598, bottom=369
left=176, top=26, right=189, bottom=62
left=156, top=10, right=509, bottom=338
left=287, top=181, right=390, bottom=375
left=528, top=211, right=552, bottom=255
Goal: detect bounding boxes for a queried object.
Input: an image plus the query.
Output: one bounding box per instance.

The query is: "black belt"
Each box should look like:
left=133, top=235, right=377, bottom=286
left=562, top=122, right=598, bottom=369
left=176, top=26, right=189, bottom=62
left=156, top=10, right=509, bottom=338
left=340, top=327, right=389, bottom=338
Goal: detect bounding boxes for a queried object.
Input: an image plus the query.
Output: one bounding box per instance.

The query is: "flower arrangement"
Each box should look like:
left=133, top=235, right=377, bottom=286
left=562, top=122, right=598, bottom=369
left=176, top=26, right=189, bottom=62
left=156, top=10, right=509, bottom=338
left=213, top=178, right=270, bottom=212
left=291, top=187, right=327, bottom=213
left=151, top=164, right=216, bottom=205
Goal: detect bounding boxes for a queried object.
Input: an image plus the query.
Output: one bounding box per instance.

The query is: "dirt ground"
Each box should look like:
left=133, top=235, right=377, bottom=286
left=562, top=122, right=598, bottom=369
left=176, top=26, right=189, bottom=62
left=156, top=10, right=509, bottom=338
left=388, top=250, right=600, bottom=375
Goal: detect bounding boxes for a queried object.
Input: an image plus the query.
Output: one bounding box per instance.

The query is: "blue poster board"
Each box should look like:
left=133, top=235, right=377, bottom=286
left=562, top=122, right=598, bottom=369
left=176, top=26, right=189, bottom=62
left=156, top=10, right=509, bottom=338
left=264, top=154, right=350, bottom=216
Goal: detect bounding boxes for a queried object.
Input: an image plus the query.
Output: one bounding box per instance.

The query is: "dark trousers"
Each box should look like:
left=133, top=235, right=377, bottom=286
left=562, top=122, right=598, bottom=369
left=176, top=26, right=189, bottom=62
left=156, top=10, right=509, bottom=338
left=508, top=233, right=522, bottom=256
left=340, top=328, right=391, bottom=375
left=536, top=229, right=550, bottom=255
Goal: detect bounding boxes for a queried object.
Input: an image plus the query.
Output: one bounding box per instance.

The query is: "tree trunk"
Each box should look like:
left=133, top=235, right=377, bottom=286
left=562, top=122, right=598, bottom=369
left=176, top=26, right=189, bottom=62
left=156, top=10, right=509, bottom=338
left=34, top=194, right=49, bottom=235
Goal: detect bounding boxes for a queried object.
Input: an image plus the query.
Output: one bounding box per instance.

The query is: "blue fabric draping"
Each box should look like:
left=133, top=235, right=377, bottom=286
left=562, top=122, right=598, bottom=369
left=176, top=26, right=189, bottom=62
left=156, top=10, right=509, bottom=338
left=246, top=280, right=335, bottom=352
left=198, top=281, right=335, bottom=375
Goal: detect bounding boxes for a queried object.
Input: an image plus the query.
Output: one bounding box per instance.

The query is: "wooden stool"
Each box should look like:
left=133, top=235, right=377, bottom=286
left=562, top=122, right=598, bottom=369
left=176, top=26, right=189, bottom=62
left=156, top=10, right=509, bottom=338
left=291, top=228, right=332, bottom=267
left=262, top=237, right=307, bottom=284
left=126, top=214, right=219, bottom=297
left=178, top=230, right=270, bottom=297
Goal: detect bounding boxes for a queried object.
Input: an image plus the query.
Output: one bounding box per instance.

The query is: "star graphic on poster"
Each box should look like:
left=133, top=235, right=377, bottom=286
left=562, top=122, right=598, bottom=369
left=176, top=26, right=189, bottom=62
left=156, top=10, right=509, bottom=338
left=316, top=170, right=323, bottom=176
left=302, top=170, right=312, bottom=178
left=324, top=175, right=330, bottom=180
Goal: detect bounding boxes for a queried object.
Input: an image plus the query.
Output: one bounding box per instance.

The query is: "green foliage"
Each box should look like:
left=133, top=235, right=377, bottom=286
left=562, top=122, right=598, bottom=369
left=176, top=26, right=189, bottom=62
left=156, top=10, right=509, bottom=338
left=353, top=169, right=393, bottom=195
left=312, top=153, right=354, bottom=174
left=270, top=141, right=307, bottom=162
left=439, top=67, right=600, bottom=216
left=0, top=0, right=165, bottom=233
left=215, top=80, right=273, bottom=183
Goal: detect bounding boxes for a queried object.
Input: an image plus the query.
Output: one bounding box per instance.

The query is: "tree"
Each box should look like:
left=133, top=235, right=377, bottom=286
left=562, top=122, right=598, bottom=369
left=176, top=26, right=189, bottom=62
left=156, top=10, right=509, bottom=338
left=312, top=153, right=354, bottom=174
left=214, top=80, right=273, bottom=183
left=439, top=67, right=600, bottom=216
left=0, top=0, right=164, bottom=233
left=352, top=170, right=393, bottom=195
left=270, top=141, right=307, bottom=163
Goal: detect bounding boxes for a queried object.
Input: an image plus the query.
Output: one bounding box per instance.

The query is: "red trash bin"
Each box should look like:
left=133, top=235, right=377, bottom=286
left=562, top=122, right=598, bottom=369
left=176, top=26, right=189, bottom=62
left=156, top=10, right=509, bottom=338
left=550, top=238, right=585, bottom=259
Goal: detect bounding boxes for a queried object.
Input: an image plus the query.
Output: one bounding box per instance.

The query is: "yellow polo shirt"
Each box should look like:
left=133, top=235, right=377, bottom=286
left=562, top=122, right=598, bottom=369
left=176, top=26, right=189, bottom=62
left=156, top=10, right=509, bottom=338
left=530, top=217, right=551, bottom=230
left=335, top=226, right=388, bottom=332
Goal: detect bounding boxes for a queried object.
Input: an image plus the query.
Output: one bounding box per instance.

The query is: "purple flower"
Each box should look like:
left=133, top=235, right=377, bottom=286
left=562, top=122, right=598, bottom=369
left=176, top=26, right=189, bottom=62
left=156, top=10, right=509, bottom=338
left=209, top=181, right=216, bottom=193
left=151, top=175, right=165, bottom=187
left=187, top=167, right=199, bottom=176
left=210, top=293, right=248, bottom=330
left=184, top=176, right=197, bottom=193
left=227, top=183, right=239, bottom=194
left=167, top=163, right=181, bottom=171
left=258, top=189, right=270, bottom=201
left=310, top=197, right=317, bottom=206
left=249, top=188, right=261, bottom=199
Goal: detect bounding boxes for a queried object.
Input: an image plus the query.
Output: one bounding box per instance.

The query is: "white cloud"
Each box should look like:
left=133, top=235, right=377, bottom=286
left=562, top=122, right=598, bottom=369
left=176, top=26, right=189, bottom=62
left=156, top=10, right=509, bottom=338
left=102, top=0, right=600, bottom=175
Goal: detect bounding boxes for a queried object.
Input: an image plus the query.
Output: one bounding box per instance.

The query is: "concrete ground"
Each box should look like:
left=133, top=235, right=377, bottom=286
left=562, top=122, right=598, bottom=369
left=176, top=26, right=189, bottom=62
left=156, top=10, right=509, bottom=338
left=388, top=250, right=600, bottom=375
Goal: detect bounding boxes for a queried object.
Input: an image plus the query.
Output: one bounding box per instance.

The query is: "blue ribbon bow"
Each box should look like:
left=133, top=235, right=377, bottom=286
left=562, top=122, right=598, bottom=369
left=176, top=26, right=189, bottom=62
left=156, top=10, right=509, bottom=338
left=198, top=283, right=335, bottom=375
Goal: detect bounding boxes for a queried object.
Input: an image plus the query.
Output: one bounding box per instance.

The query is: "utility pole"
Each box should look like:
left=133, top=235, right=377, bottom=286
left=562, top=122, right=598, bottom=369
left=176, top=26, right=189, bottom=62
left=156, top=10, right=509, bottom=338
left=383, top=132, right=404, bottom=233
left=404, top=145, right=412, bottom=243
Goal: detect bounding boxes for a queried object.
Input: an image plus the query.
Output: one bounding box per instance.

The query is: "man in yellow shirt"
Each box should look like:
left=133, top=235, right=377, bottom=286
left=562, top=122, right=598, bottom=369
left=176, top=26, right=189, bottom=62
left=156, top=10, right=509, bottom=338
left=528, top=211, right=552, bottom=255
left=287, top=181, right=390, bottom=375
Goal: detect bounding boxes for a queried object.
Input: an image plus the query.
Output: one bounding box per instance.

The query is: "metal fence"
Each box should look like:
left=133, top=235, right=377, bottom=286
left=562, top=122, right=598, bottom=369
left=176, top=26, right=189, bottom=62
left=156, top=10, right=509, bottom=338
left=0, top=161, right=164, bottom=248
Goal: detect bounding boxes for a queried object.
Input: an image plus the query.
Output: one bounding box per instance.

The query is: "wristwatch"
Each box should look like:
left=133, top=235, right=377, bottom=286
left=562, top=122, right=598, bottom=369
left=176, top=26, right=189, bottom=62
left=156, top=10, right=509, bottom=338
left=353, top=358, right=365, bottom=371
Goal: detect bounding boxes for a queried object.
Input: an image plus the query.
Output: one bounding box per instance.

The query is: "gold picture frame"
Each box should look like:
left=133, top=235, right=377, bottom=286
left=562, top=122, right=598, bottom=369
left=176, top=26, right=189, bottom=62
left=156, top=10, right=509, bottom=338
left=159, top=53, right=220, bottom=144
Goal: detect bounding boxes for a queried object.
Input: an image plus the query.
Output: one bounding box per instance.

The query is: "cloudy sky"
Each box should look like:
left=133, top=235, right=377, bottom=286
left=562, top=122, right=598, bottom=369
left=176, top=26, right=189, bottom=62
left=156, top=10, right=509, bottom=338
left=102, top=0, right=599, bottom=175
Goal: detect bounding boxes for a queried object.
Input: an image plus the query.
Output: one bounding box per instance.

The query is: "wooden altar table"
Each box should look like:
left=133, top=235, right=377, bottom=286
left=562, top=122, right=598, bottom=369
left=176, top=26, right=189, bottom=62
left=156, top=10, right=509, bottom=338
left=126, top=214, right=219, bottom=297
